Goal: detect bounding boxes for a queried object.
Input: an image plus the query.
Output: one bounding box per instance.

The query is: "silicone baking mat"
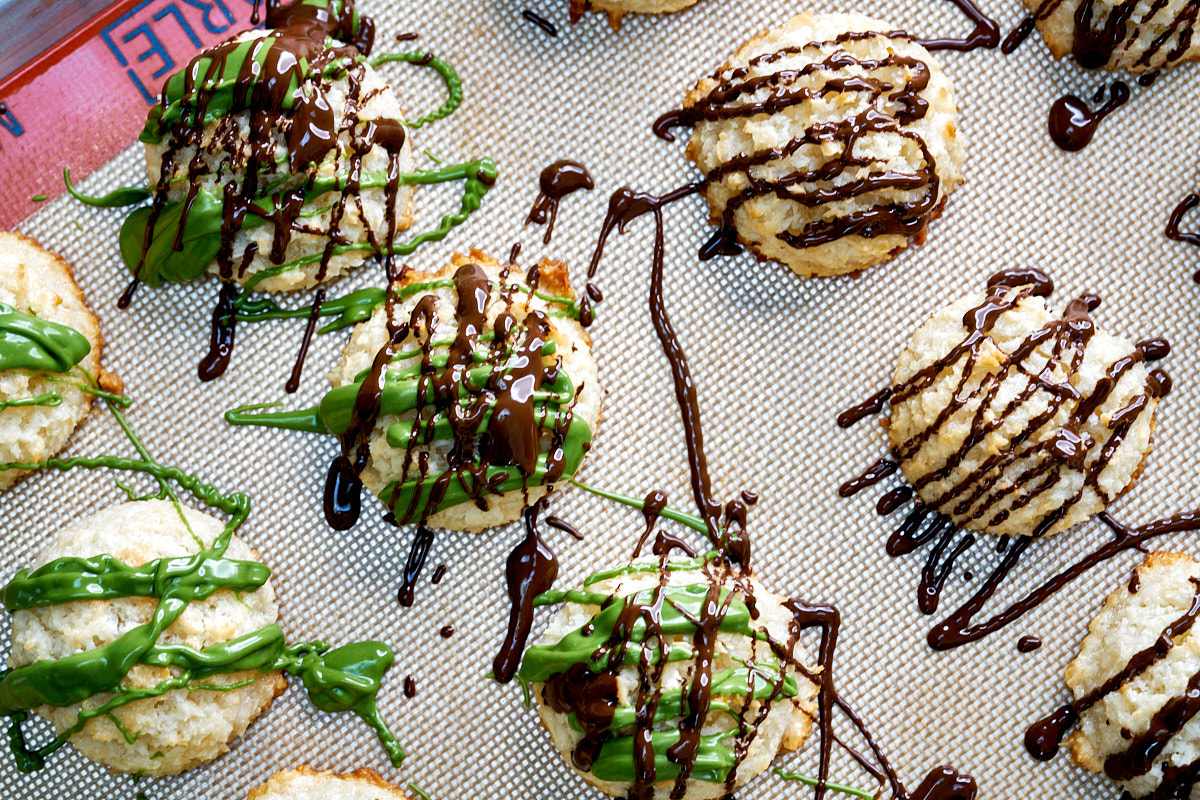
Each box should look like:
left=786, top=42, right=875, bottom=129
left=1, top=1, right=1198, bottom=798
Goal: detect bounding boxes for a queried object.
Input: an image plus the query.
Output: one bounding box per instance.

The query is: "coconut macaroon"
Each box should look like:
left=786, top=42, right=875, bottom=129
left=131, top=10, right=415, bottom=293
left=1055, top=552, right=1200, bottom=798
left=673, top=12, right=965, bottom=278
left=248, top=766, right=412, bottom=799
left=569, top=0, right=700, bottom=28
left=887, top=270, right=1167, bottom=538
left=1023, top=0, right=1200, bottom=73
left=324, top=249, right=601, bottom=532
left=519, top=556, right=818, bottom=800
left=0, top=232, right=110, bottom=491
left=6, top=500, right=284, bottom=775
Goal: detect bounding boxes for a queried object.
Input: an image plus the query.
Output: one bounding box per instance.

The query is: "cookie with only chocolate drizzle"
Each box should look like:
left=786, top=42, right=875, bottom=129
left=880, top=268, right=1168, bottom=539
left=1015, top=0, right=1200, bottom=72
left=654, top=12, right=966, bottom=278
left=1026, top=551, right=1200, bottom=799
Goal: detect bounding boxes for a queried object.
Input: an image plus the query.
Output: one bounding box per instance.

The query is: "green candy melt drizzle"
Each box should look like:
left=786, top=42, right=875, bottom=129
left=0, top=403, right=404, bottom=773
left=0, top=303, right=91, bottom=374
left=517, top=560, right=800, bottom=788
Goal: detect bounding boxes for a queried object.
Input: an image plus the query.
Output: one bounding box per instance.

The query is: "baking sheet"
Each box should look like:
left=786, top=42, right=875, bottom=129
left=2, top=1, right=1200, bottom=798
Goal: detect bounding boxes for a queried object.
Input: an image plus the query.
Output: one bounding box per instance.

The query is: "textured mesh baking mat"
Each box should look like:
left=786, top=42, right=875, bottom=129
left=3, top=1, right=1200, bottom=798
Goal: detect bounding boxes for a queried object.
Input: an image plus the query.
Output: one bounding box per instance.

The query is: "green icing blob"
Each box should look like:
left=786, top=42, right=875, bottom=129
left=0, top=304, right=91, bottom=374
left=517, top=564, right=801, bottom=789
left=235, top=287, right=387, bottom=335
left=0, top=408, right=404, bottom=773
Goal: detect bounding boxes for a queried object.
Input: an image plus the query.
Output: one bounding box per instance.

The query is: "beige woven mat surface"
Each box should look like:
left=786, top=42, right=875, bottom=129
left=3, top=1, right=1199, bottom=798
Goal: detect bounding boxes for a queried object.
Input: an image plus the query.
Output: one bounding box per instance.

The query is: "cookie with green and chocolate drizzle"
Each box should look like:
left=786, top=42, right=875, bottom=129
left=128, top=0, right=415, bottom=296
left=521, top=550, right=819, bottom=800
left=227, top=249, right=601, bottom=535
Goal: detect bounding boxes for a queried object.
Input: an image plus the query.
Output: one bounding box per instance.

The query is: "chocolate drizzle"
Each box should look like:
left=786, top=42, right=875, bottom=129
left=652, top=29, right=946, bottom=262
left=521, top=9, right=559, bottom=37
left=1048, top=81, right=1130, bottom=152
left=1025, top=576, right=1200, bottom=778
left=493, top=499, right=559, bottom=683
left=521, top=182, right=979, bottom=799
left=837, top=269, right=1174, bottom=644
left=916, top=0, right=1001, bottom=51
left=1167, top=192, right=1200, bottom=282
left=1021, top=0, right=1198, bottom=70
left=525, top=160, right=594, bottom=245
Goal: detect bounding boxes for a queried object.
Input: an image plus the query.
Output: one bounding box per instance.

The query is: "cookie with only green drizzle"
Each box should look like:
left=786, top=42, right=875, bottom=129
left=0, top=232, right=115, bottom=491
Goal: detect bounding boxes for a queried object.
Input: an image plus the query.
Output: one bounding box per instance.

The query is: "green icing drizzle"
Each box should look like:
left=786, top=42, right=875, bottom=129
left=225, top=269, right=592, bottom=521
left=0, top=392, right=61, bottom=412
left=0, top=403, right=404, bottom=773
left=63, top=168, right=151, bottom=208
left=241, top=159, right=498, bottom=290
left=775, top=769, right=877, bottom=799
left=113, top=159, right=497, bottom=291
left=518, top=560, right=799, bottom=788
left=234, top=287, right=387, bottom=334
left=0, top=303, right=91, bottom=374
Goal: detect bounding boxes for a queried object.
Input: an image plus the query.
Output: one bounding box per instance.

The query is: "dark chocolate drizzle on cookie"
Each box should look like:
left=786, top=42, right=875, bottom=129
left=837, top=269, right=1174, bottom=647
left=1025, top=572, right=1200, bottom=797
left=517, top=183, right=979, bottom=799
left=1015, top=0, right=1198, bottom=69
left=651, top=29, right=946, bottom=262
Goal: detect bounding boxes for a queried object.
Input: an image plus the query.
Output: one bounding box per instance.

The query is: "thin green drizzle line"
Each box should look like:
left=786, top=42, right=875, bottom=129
left=0, top=401, right=404, bottom=773
left=367, top=51, right=462, bottom=128
left=0, top=393, right=61, bottom=412
left=775, top=768, right=877, bottom=799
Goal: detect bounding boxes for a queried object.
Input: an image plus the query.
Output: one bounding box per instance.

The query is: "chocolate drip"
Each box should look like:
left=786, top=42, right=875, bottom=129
left=1001, top=14, right=1039, bottom=53
left=284, top=288, right=326, bottom=393
left=916, top=0, right=1001, bottom=51
left=838, top=387, right=892, bottom=429
left=1048, top=81, right=1130, bottom=151
left=544, top=514, right=584, bottom=540
left=1017, top=635, right=1043, bottom=653
left=521, top=9, right=559, bottom=37
left=493, top=500, right=559, bottom=683
left=525, top=160, right=594, bottom=244
left=398, top=526, right=435, bottom=607
left=1167, top=193, right=1200, bottom=282
left=652, top=30, right=945, bottom=261
left=431, top=563, right=447, bottom=584
left=840, top=458, right=899, bottom=497
left=403, top=675, right=417, bottom=698
left=197, top=282, right=240, bottom=381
